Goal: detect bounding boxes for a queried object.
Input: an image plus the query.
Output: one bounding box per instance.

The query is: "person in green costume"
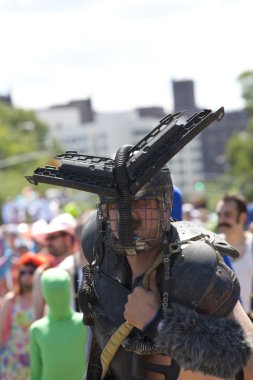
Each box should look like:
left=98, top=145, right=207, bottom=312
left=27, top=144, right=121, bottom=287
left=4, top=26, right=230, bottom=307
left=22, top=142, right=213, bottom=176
left=29, top=268, right=88, bottom=380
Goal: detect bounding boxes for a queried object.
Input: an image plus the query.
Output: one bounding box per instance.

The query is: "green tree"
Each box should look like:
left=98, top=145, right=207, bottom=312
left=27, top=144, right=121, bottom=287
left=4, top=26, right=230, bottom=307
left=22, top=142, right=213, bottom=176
left=0, top=102, right=51, bottom=206
left=225, top=71, right=253, bottom=200
left=238, top=70, right=253, bottom=111
left=0, top=103, right=96, bottom=222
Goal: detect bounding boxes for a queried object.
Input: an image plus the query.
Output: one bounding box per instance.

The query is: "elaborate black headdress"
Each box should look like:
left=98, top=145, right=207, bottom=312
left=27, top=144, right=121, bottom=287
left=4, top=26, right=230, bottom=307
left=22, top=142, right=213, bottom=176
left=26, top=108, right=224, bottom=254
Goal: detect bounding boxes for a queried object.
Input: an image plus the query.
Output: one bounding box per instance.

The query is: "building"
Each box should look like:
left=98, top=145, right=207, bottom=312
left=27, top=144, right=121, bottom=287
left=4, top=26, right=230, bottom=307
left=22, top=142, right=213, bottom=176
left=201, top=109, right=249, bottom=180
left=171, top=80, right=249, bottom=188
left=0, top=94, right=12, bottom=106
left=169, top=80, right=204, bottom=197
left=35, top=80, right=249, bottom=201
left=36, top=100, right=166, bottom=157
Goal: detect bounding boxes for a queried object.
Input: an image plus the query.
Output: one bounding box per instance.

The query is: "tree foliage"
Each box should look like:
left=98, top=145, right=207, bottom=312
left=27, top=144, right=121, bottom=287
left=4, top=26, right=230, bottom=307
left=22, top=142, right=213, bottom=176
left=0, top=103, right=51, bottom=205
left=238, top=70, right=253, bottom=111
left=225, top=71, right=253, bottom=200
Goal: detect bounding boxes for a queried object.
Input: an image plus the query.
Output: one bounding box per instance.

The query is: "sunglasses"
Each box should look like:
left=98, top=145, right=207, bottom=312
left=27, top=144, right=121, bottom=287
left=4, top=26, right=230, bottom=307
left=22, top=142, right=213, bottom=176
left=20, top=269, right=35, bottom=276
left=46, top=233, right=67, bottom=241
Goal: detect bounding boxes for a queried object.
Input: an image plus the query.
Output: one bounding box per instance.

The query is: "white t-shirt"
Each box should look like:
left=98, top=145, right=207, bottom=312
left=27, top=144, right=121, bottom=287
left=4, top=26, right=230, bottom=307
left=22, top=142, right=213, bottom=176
left=232, top=232, right=253, bottom=314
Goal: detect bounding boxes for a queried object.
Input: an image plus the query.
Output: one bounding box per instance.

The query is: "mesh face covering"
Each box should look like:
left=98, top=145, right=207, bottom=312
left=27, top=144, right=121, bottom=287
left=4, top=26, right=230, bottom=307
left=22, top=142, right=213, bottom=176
left=98, top=195, right=171, bottom=255
left=97, top=167, right=173, bottom=256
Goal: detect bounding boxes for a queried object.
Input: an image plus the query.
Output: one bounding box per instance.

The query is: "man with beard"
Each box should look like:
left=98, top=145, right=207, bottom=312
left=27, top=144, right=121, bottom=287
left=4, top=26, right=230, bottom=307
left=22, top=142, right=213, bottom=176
left=32, top=213, right=79, bottom=319
left=216, top=193, right=253, bottom=317
left=25, top=107, right=253, bottom=379
left=79, top=169, right=253, bottom=380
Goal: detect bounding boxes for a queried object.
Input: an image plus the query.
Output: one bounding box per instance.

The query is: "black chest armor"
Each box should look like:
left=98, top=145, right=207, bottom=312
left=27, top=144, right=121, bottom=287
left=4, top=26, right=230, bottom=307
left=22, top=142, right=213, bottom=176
left=79, top=216, right=245, bottom=380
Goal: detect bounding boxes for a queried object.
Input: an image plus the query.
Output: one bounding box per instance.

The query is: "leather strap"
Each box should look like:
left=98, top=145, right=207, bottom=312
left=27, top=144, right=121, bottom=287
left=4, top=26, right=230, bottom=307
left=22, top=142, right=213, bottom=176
left=100, top=252, right=163, bottom=379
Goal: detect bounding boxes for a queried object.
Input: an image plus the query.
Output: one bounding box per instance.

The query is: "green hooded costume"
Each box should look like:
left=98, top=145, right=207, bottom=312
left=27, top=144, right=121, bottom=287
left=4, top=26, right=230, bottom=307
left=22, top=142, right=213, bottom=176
left=29, top=268, right=87, bottom=380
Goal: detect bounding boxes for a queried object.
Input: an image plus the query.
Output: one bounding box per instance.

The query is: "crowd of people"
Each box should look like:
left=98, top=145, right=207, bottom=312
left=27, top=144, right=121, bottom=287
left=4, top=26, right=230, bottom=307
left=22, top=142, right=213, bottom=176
left=0, top=184, right=253, bottom=379
left=0, top=189, right=91, bottom=380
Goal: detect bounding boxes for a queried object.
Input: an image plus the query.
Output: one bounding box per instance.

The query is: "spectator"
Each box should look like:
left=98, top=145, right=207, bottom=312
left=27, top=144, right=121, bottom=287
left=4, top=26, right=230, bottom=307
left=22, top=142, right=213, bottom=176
left=182, top=202, right=195, bottom=221
left=1, top=224, right=20, bottom=296
left=0, top=277, right=8, bottom=307
left=0, top=253, right=46, bottom=380
left=216, top=193, right=253, bottom=316
left=27, top=192, right=56, bottom=222
left=1, top=198, right=18, bottom=224
left=32, top=213, right=80, bottom=319
left=30, top=219, right=49, bottom=255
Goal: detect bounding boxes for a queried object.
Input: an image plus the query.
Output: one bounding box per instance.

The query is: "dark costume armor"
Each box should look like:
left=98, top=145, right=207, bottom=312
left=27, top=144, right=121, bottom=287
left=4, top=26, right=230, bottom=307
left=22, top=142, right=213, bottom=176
left=25, top=108, right=252, bottom=380
left=79, top=200, right=251, bottom=379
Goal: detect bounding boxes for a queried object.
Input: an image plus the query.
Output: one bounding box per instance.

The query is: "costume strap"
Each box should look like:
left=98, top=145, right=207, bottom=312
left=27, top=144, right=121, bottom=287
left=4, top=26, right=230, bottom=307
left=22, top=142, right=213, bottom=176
left=100, top=252, right=163, bottom=379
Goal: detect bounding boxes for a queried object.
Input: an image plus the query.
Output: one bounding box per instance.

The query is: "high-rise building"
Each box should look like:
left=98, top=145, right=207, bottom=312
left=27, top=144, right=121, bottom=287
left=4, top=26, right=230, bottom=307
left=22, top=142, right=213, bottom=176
left=35, top=80, right=249, bottom=200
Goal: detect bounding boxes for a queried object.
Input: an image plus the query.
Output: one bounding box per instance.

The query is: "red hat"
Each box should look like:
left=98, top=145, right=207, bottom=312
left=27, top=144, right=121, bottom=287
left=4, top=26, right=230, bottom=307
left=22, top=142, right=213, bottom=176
left=18, top=252, right=48, bottom=268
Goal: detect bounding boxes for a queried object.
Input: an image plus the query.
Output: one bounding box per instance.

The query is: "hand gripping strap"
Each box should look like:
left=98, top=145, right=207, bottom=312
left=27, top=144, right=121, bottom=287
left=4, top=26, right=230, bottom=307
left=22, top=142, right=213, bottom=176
left=100, top=252, right=163, bottom=379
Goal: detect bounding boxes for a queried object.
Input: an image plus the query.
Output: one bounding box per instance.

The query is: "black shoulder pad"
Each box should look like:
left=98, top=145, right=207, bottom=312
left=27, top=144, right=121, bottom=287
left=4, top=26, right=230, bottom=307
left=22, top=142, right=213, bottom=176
left=168, top=221, right=240, bottom=317
left=172, top=221, right=239, bottom=259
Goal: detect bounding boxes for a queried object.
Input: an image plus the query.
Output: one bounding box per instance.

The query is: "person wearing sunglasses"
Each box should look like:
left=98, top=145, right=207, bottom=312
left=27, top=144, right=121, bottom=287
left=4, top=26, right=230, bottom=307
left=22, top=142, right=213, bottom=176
left=32, top=213, right=80, bottom=319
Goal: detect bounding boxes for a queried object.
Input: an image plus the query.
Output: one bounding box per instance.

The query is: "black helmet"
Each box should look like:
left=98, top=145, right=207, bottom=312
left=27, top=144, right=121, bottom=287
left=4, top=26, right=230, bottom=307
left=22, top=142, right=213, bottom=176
left=135, top=166, right=173, bottom=197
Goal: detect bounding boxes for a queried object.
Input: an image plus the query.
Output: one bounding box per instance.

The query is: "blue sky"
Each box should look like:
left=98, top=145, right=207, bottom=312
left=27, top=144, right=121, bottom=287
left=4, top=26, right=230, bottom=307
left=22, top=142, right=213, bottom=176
left=0, top=0, right=252, bottom=113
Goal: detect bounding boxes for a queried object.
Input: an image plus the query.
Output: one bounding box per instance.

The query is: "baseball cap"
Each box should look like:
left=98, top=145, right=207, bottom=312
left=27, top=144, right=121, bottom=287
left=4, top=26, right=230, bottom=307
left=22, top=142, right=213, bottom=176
left=44, top=213, right=77, bottom=237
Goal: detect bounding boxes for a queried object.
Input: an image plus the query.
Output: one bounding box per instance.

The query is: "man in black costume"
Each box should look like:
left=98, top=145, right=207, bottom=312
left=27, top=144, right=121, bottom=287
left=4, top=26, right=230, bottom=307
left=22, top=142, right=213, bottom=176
left=25, top=108, right=253, bottom=379
left=79, top=163, right=253, bottom=380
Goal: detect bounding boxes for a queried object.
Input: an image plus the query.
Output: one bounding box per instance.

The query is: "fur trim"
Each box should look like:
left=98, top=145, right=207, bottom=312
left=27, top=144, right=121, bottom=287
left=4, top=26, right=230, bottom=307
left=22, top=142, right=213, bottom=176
left=156, top=303, right=252, bottom=378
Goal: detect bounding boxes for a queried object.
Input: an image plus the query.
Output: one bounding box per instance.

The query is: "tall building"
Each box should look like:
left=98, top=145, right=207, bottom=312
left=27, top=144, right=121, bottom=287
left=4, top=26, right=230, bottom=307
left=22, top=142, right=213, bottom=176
left=171, top=80, right=249, bottom=183
left=35, top=80, right=249, bottom=201
left=201, top=109, right=249, bottom=179
left=0, top=94, right=12, bottom=106
left=36, top=100, right=166, bottom=158
left=172, top=80, right=197, bottom=112
left=169, top=80, right=204, bottom=196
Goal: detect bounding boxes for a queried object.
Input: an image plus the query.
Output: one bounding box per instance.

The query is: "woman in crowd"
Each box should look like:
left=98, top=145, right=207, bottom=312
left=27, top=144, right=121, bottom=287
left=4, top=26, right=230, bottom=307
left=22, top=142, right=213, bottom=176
left=0, top=252, right=46, bottom=380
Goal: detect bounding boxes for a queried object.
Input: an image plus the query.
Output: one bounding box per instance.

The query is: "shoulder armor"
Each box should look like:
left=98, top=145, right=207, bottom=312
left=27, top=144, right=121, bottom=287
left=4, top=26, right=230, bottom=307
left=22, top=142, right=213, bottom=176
left=171, top=221, right=239, bottom=259
left=167, top=221, right=240, bottom=317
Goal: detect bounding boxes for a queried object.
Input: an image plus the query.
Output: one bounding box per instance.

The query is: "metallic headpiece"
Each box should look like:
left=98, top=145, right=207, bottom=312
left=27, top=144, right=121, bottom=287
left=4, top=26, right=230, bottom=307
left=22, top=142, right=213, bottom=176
left=25, top=108, right=224, bottom=255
